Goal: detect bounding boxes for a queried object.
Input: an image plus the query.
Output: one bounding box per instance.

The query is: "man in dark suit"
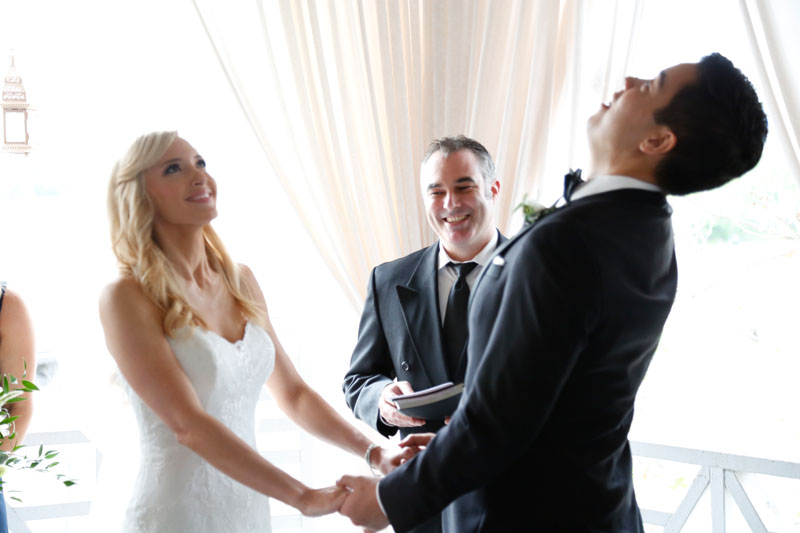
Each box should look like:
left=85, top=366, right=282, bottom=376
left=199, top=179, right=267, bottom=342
left=342, top=136, right=505, bottom=532
left=337, top=53, right=768, bottom=531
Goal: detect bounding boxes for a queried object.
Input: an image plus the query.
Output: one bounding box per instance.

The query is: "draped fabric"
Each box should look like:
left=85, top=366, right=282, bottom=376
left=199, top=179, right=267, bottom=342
left=192, top=0, right=600, bottom=308
left=739, top=0, right=800, bottom=184
left=194, top=1, right=795, bottom=307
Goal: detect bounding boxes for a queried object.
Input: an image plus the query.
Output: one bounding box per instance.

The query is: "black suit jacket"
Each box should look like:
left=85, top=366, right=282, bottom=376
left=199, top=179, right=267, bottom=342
left=343, top=231, right=506, bottom=439
left=379, top=189, right=678, bottom=532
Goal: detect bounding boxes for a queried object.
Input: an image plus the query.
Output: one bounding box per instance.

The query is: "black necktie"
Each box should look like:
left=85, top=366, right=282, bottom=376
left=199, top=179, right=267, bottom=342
left=442, top=261, right=478, bottom=378
left=563, top=168, right=584, bottom=203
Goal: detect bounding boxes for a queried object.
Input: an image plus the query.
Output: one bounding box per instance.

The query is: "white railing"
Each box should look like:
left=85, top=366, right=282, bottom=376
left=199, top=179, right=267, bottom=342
left=13, top=434, right=798, bottom=532
left=632, top=441, right=800, bottom=532
left=9, top=393, right=310, bottom=533
left=7, top=430, right=98, bottom=533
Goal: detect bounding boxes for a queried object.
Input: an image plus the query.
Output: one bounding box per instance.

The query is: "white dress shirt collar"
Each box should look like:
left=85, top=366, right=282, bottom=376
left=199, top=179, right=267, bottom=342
left=570, top=174, right=663, bottom=202
left=437, top=231, right=499, bottom=271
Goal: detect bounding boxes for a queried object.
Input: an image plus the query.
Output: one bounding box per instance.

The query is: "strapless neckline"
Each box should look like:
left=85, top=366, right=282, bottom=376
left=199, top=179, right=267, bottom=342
left=196, top=320, right=254, bottom=346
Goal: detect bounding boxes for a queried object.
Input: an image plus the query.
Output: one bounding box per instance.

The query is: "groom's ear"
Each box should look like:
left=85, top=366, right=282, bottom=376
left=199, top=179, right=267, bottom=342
left=639, top=126, right=676, bottom=156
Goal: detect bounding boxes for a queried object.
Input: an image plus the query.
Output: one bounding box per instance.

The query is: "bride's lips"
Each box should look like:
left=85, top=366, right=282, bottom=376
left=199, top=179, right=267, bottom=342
left=186, top=190, right=214, bottom=203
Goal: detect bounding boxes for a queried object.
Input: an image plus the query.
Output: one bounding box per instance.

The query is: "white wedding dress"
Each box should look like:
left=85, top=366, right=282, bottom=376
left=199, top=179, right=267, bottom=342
left=122, top=321, right=276, bottom=533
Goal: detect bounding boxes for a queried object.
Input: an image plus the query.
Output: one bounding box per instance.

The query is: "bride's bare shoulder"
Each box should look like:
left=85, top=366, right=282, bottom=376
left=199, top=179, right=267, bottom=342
left=100, top=276, right=142, bottom=305
left=237, top=264, right=264, bottom=297
left=99, top=277, right=159, bottom=326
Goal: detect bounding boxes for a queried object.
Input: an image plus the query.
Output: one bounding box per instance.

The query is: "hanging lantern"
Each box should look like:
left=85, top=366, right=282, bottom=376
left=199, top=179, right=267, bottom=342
left=2, top=52, right=31, bottom=155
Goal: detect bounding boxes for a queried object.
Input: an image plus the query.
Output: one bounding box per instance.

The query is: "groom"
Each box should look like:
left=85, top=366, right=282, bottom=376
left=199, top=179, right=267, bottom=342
left=337, top=53, right=768, bottom=531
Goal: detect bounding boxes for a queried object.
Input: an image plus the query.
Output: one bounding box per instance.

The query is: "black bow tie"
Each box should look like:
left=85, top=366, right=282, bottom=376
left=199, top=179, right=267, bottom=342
left=563, top=168, right=584, bottom=203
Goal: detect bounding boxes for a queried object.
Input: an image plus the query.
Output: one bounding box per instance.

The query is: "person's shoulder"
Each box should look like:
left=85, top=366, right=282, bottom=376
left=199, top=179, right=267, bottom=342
left=99, top=277, right=157, bottom=322
left=504, top=213, right=590, bottom=264
left=237, top=263, right=258, bottom=289
left=235, top=263, right=267, bottom=307
left=375, top=244, right=433, bottom=274
left=0, top=287, right=26, bottom=311
left=100, top=276, right=142, bottom=303
left=0, top=287, right=30, bottom=323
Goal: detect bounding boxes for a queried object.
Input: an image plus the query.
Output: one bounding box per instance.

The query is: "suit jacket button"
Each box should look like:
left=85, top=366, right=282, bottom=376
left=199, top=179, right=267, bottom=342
left=401, top=361, right=410, bottom=371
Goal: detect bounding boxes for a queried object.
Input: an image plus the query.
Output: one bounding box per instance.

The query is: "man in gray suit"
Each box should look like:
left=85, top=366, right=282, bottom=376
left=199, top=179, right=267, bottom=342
left=343, top=136, right=505, bottom=532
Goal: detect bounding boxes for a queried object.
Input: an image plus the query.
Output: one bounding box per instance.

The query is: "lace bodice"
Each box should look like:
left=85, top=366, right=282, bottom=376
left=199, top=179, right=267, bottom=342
left=122, top=321, right=276, bottom=533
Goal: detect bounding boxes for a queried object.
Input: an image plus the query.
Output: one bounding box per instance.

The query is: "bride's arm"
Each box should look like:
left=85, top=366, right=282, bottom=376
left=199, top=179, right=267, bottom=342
left=98, top=277, right=345, bottom=516
left=239, top=266, right=409, bottom=475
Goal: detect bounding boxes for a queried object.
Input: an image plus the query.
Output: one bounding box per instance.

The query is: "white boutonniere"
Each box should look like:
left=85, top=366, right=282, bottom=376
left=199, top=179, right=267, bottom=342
left=515, top=194, right=558, bottom=227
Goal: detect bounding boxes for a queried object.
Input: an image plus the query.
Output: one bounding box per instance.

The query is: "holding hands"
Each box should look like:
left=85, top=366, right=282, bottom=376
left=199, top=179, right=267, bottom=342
left=369, top=442, right=418, bottom=475
left=296, top=441, right=418, bottom=523
left=295, top=485, right=349, bottom=517
left=336, top=475, right=388, bottom=531
left=337, top=432, right=436, bottom=529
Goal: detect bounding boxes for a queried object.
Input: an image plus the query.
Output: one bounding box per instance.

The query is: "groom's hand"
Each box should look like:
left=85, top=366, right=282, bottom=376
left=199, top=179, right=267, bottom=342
left=337, top=475, right=390, bottom=531
left=379, top=381, right=426, bottom=428
left=397, top=432, right=436, bottom=456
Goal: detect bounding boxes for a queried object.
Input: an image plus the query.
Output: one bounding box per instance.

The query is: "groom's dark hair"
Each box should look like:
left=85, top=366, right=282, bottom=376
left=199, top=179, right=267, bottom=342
left=423, top=135, right=497, bottom=193
left=653, top=53, right=768, bottom=195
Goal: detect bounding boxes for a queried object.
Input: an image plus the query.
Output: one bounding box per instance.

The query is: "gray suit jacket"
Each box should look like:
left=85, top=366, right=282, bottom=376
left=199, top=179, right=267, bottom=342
left=343, top=231, right=506, bottom=439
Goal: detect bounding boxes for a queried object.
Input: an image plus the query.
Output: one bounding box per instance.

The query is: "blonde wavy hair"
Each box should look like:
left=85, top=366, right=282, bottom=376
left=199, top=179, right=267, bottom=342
left=107, top=131, right=265, bottom=336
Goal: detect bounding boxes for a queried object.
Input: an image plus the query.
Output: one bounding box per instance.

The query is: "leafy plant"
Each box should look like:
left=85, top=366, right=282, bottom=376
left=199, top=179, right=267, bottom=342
left=0, top=361, right=75, bottom=501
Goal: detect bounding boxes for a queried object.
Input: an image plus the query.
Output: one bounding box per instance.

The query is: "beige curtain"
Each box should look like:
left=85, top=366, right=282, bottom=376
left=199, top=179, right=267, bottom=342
left=192, top=0, right=643, bottom=308
left=739, top=0, right=800, bottom=183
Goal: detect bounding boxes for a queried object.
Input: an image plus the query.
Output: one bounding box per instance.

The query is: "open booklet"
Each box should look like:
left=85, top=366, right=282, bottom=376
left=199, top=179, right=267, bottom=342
left=390, top=382, right=464, bottom=420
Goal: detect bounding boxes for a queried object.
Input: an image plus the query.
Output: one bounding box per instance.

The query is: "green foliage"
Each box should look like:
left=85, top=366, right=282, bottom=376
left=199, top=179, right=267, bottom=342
left=515, top=194, right=558, bottom=227
left=0, top=369, right=78, bottom=497
left=671, top=167, right=800, bottom=246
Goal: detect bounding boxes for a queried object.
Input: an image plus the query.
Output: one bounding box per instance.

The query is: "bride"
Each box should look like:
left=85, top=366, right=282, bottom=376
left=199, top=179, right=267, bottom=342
left=99, top=131, right=407, bottom=532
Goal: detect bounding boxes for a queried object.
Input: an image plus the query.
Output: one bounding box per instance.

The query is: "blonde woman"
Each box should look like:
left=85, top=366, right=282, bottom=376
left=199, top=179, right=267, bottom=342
left=100, top=132, right=407, bottom=532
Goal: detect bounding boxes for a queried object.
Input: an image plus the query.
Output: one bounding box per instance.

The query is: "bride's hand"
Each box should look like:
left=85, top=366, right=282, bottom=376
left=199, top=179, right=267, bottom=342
left=296, top=485, right=348, bottom=517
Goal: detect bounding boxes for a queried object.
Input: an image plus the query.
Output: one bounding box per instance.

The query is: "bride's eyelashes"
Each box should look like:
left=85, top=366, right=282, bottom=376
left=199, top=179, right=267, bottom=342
left=164, top=163, right=181, bottom=175
left=161, top=156, right=205, bottom=176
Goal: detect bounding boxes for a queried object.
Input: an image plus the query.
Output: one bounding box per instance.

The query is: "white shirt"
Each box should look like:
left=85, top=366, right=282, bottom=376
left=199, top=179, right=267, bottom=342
left=436, top=231, right=499, bottom=325
left=570, top=174, right=663, bottom=201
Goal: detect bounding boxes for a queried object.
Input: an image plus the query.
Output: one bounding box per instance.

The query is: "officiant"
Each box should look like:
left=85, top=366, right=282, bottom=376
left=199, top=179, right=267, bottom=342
left=342, top=135, right=506, bottom=532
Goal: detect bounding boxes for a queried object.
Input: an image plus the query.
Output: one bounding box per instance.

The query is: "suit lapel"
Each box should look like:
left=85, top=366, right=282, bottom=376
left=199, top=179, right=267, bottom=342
left=396, top=243, right=449, bottom=387
left=470, top=230, right=513, bottom=309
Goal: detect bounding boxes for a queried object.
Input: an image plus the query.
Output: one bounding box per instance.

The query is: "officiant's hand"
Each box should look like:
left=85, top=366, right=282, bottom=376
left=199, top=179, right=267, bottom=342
left=379, top=381, right=425, bottom=428
left=337, top=475, right=390, bottom=531
left=295, top=485, right=348, bottom=517
left=397, top=432, right=436, bottom=456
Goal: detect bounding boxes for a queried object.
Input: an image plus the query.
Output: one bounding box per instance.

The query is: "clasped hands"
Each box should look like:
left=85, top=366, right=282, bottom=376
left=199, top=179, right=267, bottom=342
left=312, top=381, right=436, bottom=530
left=336, top=432, right=435, bottom=531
